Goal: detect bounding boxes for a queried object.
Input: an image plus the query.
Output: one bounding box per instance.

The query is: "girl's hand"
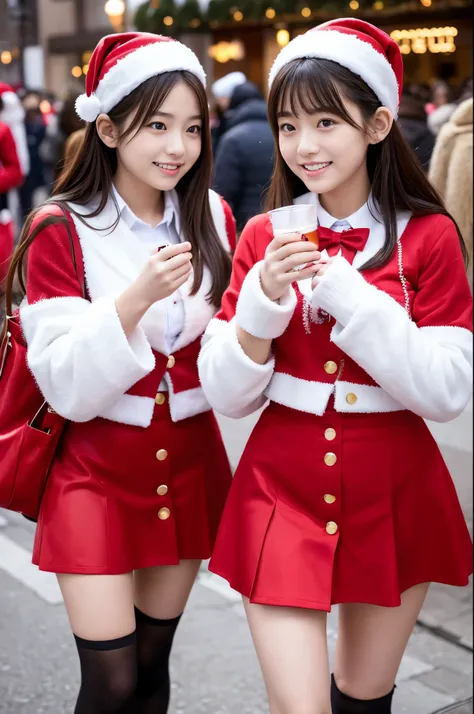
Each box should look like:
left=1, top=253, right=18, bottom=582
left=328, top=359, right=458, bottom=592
left=311, top=257, right=334, bottom=289
left=260, top=233, right=321, bottom=302
left=132, top=242, right=193, bottom=309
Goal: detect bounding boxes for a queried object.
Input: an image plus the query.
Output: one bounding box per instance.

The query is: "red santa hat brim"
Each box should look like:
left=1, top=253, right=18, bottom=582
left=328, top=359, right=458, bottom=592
left=76, top=39, right=206, bottom=122
left=268, top=23, right=400, bottom=118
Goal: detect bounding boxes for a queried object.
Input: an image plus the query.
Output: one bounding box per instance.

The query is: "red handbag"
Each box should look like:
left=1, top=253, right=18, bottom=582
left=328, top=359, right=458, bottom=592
left=0, top=206, right=85, bottom=520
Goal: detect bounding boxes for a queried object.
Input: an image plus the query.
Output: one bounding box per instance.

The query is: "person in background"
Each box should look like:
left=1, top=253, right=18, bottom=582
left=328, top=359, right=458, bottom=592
left=19, top=91, right=47, bottom=219
left=210, top=71, right=247, bottom=152
left=427, top=81, right=457, bottom=136
left=213, top=81, right=274, bottom=232
left=0, top=104, right=24, bottom=320
left=0, top=83, right=30, bottom=178
left=39, top=92, right=85, bottom=187
left=429, top=97, right=473, bottom=282
left=0, top=83, right=29, bottom=236
left=397, top=88, right=435, bottom=171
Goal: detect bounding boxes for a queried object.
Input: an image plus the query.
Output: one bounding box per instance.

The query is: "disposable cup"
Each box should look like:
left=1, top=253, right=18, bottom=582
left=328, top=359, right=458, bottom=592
left=268, top=204, right=319, bottom=247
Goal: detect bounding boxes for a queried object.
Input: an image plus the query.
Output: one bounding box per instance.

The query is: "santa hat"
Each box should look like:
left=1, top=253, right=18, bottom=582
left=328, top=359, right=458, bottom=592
left=0, top=83, right=29, bottom=175
left=212, top=72, right=247, bottom=100
left=268, top=19, right=403, bottom=118
left=75, top=32, right=206, bottom=123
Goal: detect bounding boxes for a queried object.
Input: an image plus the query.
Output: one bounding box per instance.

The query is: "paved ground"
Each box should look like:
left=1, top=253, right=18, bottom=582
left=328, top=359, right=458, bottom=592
left=0, top=403, right=472, bottom=713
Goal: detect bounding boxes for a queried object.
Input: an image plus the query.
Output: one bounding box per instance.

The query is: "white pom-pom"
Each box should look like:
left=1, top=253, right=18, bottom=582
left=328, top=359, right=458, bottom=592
left=75, top=93, right=102, bottom=122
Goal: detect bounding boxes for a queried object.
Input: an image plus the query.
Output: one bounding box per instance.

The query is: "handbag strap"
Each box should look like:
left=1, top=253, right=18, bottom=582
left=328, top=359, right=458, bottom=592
left=59, top=205, right=87, bottom=301
left=1, top=204, right=87, bottom=358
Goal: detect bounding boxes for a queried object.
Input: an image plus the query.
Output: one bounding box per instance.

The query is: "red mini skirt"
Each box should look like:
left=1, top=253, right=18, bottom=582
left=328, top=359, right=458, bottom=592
left=209, top=402, right=472, bottom=611
left=33, top=397, right=232, bottom=574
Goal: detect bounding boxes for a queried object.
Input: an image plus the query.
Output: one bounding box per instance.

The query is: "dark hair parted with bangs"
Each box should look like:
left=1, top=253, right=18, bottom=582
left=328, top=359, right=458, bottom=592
left=266, top=58, right=468, bottom=270
left=9, top=71, right=232, bottom=307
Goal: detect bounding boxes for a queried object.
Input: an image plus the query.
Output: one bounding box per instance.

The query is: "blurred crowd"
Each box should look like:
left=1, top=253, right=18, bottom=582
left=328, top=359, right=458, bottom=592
left=1, top=69, right=473, bottom=308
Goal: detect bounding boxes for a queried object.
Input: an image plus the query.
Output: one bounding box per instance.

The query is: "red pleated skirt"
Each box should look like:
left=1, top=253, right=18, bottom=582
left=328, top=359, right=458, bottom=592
left=209, top=402, right=472, bottom=611
left=33, top=397, right=232, bottom=574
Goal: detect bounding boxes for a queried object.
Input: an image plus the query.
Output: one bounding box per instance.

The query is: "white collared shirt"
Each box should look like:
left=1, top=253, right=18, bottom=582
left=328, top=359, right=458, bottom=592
left=112, top=186, right=184, bottom=390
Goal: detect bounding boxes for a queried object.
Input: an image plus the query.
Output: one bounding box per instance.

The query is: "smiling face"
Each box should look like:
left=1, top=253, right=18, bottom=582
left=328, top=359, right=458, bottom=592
left=267, top=58, right=393, bottom=215
left=115, top=80, right=203, bottom=192
left=278, top=99, right=372, bottom=199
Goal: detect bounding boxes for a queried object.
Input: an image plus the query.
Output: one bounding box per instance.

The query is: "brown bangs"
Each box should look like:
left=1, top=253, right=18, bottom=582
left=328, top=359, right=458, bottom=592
left=117, top=71, right=206, bottom=141
left=274, top=58, right=362, bottom=129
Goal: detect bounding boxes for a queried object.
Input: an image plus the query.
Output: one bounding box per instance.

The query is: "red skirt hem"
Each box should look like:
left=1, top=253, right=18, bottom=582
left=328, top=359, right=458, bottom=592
left=208, top=568, right=472, bottom=612
left=33, top=547, right=214, bottom=575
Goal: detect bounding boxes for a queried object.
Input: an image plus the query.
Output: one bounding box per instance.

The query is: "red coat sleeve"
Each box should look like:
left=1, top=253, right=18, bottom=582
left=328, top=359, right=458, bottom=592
left=0, top=123, right=24, bottom=194
left=412, top=216, right=472, bottom=330
left=215, top=214, right=259, bottom=321
left=26, top=207, right=83, bottom=304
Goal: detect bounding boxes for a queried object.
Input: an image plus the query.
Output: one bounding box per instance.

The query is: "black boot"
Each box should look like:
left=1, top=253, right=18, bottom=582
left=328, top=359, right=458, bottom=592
left=331, top=674, right=395, bottom=713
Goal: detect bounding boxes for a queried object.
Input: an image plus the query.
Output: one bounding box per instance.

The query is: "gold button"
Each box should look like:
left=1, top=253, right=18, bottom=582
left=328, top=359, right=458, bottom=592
left=324, top=361, right=338, bottom=375
left=158, top=507, right=170, bottom=520
left=156, top=449, right=168, bottom=461
left=155, top=393, right=166, bottom=406
left=324, top=428, right=336, bottom=441
left=346, top=392, right=357, bottom=405
left=157, top=485, right=168, bottom=496
left=167, top=355, right=175, bottom=369
left=324, top=452, right=337, bottom=466
left=324, top=494, right=337, bottom=504
left=326, top=521, right=338, bottom=535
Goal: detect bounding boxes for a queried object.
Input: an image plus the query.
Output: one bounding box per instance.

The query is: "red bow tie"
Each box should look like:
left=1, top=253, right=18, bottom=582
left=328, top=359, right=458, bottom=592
left=317, top=226, right=370, bottom=264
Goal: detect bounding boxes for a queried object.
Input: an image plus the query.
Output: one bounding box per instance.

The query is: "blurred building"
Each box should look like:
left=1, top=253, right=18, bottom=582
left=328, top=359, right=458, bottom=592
left=134, top=0, right=472, bottom=98
left=1, top=0, right=134, bottom=96
left=1, top=0, right=471, bottom=98
left=0, top=0, right=39, bottom=88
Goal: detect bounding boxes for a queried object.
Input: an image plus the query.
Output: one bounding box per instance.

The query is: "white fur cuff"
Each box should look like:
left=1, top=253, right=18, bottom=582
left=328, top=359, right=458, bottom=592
left=311, top=256, right=372, bottom=326
left=235, top=262, right=297, bottom=339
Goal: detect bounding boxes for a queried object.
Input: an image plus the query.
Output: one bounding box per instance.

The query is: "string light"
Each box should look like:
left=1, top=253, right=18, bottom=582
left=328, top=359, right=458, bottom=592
left=1, top=51, right=12, bottom=64
left=420, top=0, right=432, bottom=6
left=233, top=10, right=244, bottom=20
left=82, top=64, right=89, bottom=75
left=373, top=1, right=384, bottom=9
left=390, top=26, right=458, bottom=54
left=276, top=29, right=290, bottom=46
left=349, top=0, right=359, bottom=9
left=265, top=7, right=276, bottom=18
left=71, top=65, right=82, bottom=78
left=189, top=18, right=201, bottom=27
left=163, top=15, right=174, bottom=25
left=301, top=7, right=312, bottom=17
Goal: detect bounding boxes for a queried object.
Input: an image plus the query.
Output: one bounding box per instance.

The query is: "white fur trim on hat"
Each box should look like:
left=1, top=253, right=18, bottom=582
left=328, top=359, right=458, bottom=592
left=75, top=40, right=206, bottom=122
left=268, top=30, right=399, bottom=117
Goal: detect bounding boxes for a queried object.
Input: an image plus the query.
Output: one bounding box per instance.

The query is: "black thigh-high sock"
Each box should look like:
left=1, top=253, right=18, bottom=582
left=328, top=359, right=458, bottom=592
left=134, top=607, right=182, bottom=714
left=73, top=632, right=137, bottom=714
left=331, top=674, right=396, bottom=713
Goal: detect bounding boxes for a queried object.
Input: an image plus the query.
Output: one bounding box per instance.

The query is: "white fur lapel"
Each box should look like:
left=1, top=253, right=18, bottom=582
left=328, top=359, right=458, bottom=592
left=68, top=194, right=216, bottom=355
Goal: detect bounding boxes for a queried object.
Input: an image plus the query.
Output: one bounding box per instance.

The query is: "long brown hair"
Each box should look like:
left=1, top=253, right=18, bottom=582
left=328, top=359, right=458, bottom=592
left=266, top=58, right=468, bottom=270
left=9, top=70, right=231, bottom=307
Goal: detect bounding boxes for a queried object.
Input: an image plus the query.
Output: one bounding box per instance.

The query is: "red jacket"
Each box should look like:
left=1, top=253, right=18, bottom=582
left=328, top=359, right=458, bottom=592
left=20, top=191, right=236, bottom=425
left=199, top=195, right=472, bottom=423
